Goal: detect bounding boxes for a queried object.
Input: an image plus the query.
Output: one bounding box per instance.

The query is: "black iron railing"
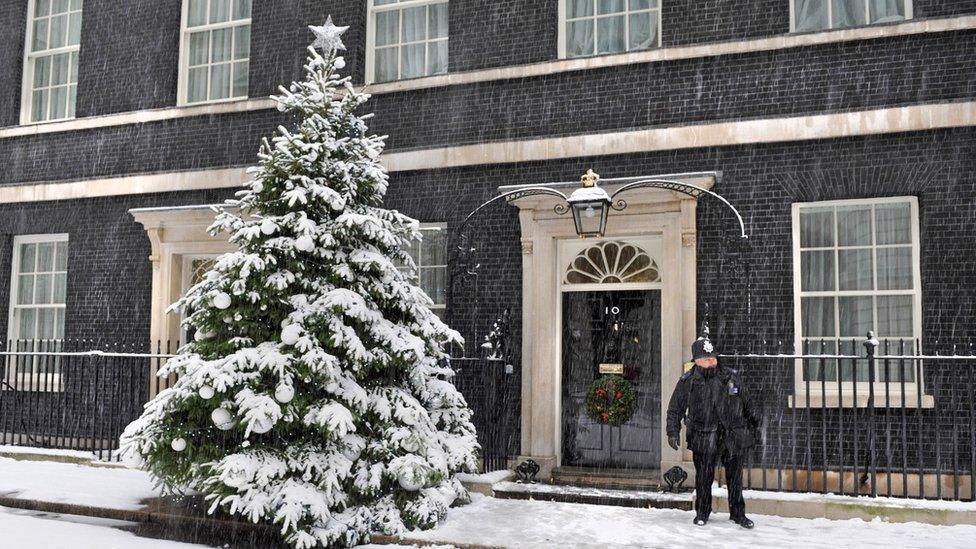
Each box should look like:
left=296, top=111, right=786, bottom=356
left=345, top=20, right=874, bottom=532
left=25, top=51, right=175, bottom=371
left=721, top=335, right=976, bottom=501
left=0, top=339, right=175, bottom=461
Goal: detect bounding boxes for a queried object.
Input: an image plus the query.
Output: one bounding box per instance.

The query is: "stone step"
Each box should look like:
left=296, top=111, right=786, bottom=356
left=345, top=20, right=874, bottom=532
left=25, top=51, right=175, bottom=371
left=492, top=481, right=694, bottom=511
left=551, top=467, right=666, bottom=491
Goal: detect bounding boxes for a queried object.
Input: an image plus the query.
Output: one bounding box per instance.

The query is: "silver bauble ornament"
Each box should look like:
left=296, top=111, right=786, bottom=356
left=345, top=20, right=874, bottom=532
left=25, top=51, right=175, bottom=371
left=281, top=324, right=302, bottom=346
left=274, top=384, right=295, bottom=404
left=295, top=235, right=315, bottom=252
left=198, top=385, right=215, bottom=400
left=210, top=407, right=235, bottom=431
left=213, top=292, right=232, bottom=310
left=171, top=437, right=187, bottom=452
left=397, top=466, right=426, bottom=491
left=250, top=418, right=274, bottom=434
left=260, top=219, right=276, bottom=235
left=334, top=56, right=346, bottom=69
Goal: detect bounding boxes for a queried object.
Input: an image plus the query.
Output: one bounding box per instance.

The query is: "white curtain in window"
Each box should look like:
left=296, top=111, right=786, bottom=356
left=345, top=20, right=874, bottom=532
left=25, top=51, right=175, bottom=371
left=567, top=20, right=594, bottom=57
left=794, top=0, right=829, bottom=32
left=869, top=0, right=905, bottom=23
left=832, top=0, right=866, bottom=28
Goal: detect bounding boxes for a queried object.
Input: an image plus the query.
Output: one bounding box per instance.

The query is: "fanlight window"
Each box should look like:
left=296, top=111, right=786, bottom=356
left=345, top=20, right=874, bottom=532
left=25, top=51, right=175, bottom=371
left=565, top=241, right=660, bottom=284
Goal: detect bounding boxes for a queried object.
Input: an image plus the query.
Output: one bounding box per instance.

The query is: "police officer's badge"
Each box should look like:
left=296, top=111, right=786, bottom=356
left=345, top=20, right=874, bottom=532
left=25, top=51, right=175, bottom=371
left=703, top=340, right=713, bottom=354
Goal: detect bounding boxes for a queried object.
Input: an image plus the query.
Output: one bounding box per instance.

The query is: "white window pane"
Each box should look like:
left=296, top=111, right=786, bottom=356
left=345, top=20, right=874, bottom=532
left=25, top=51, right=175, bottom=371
left=598, top=0, right=625, bottom=14
left=876, top=202, right=910, bottom=244
left=35, top=0, right=51, bottom=17
left=233, top=25, right=250, bottom=60
left=628, top=12, right=655, bottom=50
left=51, top=53, right=71, bottom=85
left=53, top=273, right=67, bottom=304
left=38, top=309, right=57, bottom=339
left=376, top=0, right=398, bottom=5
left=794, top=0, right=829, bottom=31
left=17, top=275, right=35, bottom=305
left=67, top=84, right=76, bottom=118
left=428, top=2, right=448, bottom=39
left=596, top=15, right=625, bottom=54
left=233, top=0, right=251, bottom=20
left=839, top=295, right=873, bottom=337
left=211, top=28, right=232, bottom=63
left=421, top=267, right=447, bottom=305
left=37, top=242, right=56, bottom=271
left=567, top=20, right=594, bottom=57
left=832, top=0, right=866, bottom=28
left=189, top=31, right=209, bottom=66
left=569, top=0, right=593, bottom=18
left=402, top=6, right=426, bottom=43
left=55, top=309, right=65, bottom=339
left=187, top=0, right=207, bottom=27
left=838, top=248, right=873, bottom=290
left=31, top=90, right=48, bottom=122
left=802, top=296, right=835, bottom=337
left=876, top=247, right=912, bottom=290
left=401, top=43, right=425, bottom=79
left=232, top=60, right=248, bottom=97
left=69, top=51, right=78, bottom=82
left=878, top=295, right=912, bottom=337
left=630, top=0, right=651, bottom=9
left=428, top=41, right=447, bottom=75
left=68, top=12, right=82, bottom=45
left=20, top=244, right=37, bottom=273
left=18, top=309, right=37, bottom=340
left=50, top=13, right=68, bottom=48
left=375, top=47, right=398, bottom=82
left=210, top=0, right=231, bottom=24
left=801, top=250, right=835, bottom=291
left=50, top=86, right=68, bottom=119
left=836, top=206, right=871, bottom=246
left=32, top=18, right=49, bottom=52
left=210, top=63, right=231, bottom=99
left=188, top=67, right=208, bottom=102
left=421, top=229, right=447, bottom=265
left=55, top=241, right=68, bottom=270
left=36, top=274, right=54, bottom=303
left=800, top=208, right=833, bottom=247
left=71, top=0, right=82, bottom=10
left=869, top=0, right=905, bottom=23
left=33, top=56, right=51, bottom=88
left=376, top=10, right=399, bottom=46
left=52, top=0, right=70, bottom=14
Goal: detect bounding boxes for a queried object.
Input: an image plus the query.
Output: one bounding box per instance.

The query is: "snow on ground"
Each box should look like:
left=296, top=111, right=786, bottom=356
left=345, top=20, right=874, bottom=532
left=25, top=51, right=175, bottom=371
left=455, top=469, right=513, bottom=484
left=0, top=506, right=213, bottom=549
left=713, top=485, right=976, bottom=512
left=0, top=444, right=100, bottom=461
left=0, top=457, right=159, bottom=510
left=407, top=494, right=976, bottom=549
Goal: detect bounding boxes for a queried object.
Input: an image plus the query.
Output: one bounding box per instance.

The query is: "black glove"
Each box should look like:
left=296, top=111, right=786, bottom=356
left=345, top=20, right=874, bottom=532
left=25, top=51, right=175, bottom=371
left=667, top=435, right=680, bottom=451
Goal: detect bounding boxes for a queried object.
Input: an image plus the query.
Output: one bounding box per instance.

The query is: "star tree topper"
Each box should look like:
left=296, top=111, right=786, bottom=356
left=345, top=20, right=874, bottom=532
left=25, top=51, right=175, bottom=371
left=309, top=15, right=348, bottom=53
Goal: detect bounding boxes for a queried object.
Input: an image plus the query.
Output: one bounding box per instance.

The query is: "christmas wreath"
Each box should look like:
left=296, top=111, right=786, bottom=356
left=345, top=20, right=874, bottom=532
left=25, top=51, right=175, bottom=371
left=584, top=375, right=636, bottom=426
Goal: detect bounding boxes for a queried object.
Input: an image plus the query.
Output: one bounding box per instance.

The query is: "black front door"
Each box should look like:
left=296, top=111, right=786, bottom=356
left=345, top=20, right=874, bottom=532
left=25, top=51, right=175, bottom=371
left=561, top=290, right=661, bottom=469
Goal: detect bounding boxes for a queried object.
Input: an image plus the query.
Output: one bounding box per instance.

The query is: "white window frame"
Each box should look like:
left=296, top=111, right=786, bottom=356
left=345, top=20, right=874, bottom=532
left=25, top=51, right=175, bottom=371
left=20, top=0, right=83, bottom=125
left=5, top=233, right=69, bottom=392
left=401, top=223, right=448, bottom=315
left=365, top=0, right=450, bottom=83
left=177, top=0, right=252, bottom=107
left=557, top=0, right=663, bottom=59
left=791, top=197, right=926, bottom=405
left=790, top=0, right=913, bottom=33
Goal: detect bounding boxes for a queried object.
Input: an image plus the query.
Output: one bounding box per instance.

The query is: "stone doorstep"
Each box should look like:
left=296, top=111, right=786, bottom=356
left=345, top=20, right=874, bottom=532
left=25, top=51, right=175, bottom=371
left=492, top=482, right=694, bottom=511
left=0, top=495, right=498, bottom=549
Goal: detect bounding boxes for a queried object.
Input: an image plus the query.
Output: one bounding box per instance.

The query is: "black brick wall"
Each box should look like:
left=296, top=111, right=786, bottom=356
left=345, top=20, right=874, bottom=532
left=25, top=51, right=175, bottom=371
left=662, top=1, right=789, bottom=46
left=3, top=28, right=975, bottom=186
left=0, top=1, right=29, bottom=128
left=75, top=1, right=182, bottom=117
left=450, top=0, right=557, bottom=72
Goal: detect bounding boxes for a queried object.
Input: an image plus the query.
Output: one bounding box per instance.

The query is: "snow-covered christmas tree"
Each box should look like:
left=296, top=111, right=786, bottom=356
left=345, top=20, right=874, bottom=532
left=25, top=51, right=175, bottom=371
left=120, top=17, right=478, bottom=549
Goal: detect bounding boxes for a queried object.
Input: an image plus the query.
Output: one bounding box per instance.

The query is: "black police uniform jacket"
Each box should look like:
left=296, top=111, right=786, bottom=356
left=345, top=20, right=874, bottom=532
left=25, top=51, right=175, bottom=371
left=666, top=365, right=760, bottom=455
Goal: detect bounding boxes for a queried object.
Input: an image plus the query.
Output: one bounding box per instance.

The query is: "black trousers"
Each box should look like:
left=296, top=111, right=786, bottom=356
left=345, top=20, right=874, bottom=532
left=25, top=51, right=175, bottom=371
left=692, top=445, right=745, bottom=520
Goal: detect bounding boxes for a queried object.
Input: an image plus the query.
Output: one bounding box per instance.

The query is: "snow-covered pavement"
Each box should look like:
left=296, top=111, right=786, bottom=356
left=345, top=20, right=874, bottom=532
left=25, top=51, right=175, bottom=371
left=1, top=456, right=973, bottom=548
left=407, top=494, right=976, bottom=549
left=0, top=507, right=211, bottom=549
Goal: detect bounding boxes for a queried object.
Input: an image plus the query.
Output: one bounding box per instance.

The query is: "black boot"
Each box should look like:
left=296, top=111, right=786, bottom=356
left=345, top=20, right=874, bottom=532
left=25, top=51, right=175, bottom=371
left=731, top=515, right=754, bottom=529
left=693, top=516, right=707, bottom=526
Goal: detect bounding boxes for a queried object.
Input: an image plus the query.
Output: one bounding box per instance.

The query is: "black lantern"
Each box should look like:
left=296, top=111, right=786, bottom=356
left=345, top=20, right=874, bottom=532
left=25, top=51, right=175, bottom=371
left=567, top=169, right=611, bottom=238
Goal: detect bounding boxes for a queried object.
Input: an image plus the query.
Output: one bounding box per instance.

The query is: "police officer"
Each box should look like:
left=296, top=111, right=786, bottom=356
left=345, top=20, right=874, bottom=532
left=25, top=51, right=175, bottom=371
left=666, top=336, right=759, bottom=528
